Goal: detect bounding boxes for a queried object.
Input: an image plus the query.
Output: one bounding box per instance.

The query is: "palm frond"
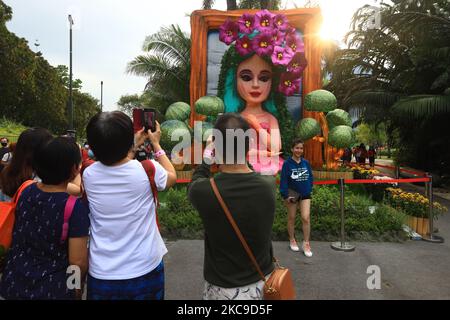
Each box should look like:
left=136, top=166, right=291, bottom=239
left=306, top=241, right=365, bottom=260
left=142, top=25, right=190, bottom=66
left=126, top=55, right=183, bottom=83
left=392, top=94, right=450, bottom=118
left=202, top=0, right=215, bottom=9
left=143, top=40, right=188, bottom=66
left=346, top=90, right=404, bottom=107
left=386, top=12, right=450, bottom=37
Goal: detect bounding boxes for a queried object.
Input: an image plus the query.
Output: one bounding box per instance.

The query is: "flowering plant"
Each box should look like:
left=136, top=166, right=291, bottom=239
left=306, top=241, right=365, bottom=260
left=219, top=10, right=307, bottom=96
left=386, top=188, right=447, bottom=218
left=351, top=165, right=380, bottom=179
left=350, top=165, right=398, bottom=202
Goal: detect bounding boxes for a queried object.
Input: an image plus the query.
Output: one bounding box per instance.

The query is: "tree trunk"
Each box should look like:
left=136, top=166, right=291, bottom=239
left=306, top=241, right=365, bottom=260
left=227, top=0, right=237, bottom=10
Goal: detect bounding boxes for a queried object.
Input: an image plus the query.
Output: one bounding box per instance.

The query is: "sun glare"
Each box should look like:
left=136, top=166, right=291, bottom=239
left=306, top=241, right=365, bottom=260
left=314, top=0, right=374, bottom=42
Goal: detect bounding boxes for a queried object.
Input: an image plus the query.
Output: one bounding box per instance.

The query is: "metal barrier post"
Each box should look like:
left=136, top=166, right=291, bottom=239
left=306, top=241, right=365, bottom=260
left=331, top=178, right=355, bottom=251
left=395, top=165, right=400, bottom=179
left=422, top=174, right=444, bottom=243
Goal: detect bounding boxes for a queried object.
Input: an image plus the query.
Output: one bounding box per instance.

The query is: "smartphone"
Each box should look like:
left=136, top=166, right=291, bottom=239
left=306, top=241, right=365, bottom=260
left=132, top=108, right=156, bottom=133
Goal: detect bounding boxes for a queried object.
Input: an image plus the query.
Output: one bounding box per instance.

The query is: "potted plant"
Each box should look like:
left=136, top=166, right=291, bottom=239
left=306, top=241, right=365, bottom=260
left=385, top=187, right=447, bottom=235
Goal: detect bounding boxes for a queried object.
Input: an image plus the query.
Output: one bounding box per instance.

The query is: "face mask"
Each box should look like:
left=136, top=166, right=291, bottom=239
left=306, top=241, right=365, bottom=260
left=88, top=149, right=95, bottom=159
left=1, top=142, right=7, bottom=147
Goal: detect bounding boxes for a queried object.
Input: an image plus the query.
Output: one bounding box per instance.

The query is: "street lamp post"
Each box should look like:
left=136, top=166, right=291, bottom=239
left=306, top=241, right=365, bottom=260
left=67, top=14, right=75, bottom=138
left=101, top=81, right=103, bottom=111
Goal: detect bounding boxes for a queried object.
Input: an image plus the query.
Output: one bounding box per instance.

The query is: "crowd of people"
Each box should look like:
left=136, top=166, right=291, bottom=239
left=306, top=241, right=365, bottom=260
left=342, top=144, right=378, bottom=167
left=0, top=111, right=314, bottom=300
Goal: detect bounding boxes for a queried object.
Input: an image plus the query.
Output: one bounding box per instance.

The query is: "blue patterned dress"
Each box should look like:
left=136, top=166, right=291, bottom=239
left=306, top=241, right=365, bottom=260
left=0, top=183, right=90, bottom=300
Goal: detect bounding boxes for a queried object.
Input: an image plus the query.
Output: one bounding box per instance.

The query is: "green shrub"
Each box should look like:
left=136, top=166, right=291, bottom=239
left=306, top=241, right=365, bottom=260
left=158, top=188, right=203, bottom=239
left=0, top=117, right=27, bottom=142
left=158, top=184, right=407, bottom=242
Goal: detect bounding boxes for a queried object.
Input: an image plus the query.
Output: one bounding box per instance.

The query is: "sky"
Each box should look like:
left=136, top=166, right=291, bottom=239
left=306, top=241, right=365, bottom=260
left=4, top=0, right=379, bottom=112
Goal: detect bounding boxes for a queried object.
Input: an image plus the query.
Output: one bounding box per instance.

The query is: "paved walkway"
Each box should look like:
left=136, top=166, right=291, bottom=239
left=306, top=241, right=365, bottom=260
left=164, top=204, right=450, bottom=299
left=164, top=159, right=450, bottom=300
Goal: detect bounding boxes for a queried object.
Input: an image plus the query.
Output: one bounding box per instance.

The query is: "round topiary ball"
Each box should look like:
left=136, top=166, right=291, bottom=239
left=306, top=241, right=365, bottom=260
left=195, top=96, right=225, bottom=117
left=326, top=109, right=352, bottom=129
left=193, top=121, right=214, bottom=142
left=160, top=120, right=192, bottom=152
left=328, top=125, right=354, bottom=149
left=304, top=89, right=337, bottom=112
left=295, top=118, right=321, bottom=141
left=165, top=102, right=191, bottom=121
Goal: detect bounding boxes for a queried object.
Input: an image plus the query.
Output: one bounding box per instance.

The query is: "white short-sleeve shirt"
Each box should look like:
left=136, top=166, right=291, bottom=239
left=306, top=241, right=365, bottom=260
left=83, top=159, right=168, bottom=280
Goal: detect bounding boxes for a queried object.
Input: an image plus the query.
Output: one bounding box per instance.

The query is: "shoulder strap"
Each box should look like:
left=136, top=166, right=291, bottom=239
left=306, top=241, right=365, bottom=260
left=141, top=160, right=159, bottom=228
left=209, top=178, right=266, bottom=282
left=61, top=196, right=77, bottom=244
left=12, top=180, right=35, bottom=205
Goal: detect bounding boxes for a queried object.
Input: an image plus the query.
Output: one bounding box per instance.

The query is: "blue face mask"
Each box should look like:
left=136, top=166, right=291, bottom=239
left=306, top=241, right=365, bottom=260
left=88, top=149, right=95, bottom=159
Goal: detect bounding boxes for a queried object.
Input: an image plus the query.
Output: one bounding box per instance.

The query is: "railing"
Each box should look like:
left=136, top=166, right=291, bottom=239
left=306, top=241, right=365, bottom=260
left=176, top=164, right=445, bottom=248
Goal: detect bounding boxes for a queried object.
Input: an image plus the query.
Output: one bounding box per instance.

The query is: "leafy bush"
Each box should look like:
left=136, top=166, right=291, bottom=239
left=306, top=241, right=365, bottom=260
left=158, top=188, right=203, bottom=239
left=158, top=184, right=407, bottom=242
left=0, top=117, right=27, bottom=142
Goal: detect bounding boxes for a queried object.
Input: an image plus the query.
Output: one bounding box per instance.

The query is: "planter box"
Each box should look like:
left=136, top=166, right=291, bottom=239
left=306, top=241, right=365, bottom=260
left=417, top=217, right=430, bottom=236
left=407, top=216, right=418, bottom=232
left=406, top=216, right=430, bottom=236
left=312, top=170, right=354, bottom=180
left=177, top=170, right=193, bottom=180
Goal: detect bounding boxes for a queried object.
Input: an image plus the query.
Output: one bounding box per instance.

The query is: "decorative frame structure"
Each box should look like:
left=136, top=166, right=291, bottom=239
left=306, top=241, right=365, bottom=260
left=190, top=9, right=324, bottom=168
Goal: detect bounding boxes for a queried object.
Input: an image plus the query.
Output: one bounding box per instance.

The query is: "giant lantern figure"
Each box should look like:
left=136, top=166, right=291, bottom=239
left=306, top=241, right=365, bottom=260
left=189, top=9, right=326, bottom=171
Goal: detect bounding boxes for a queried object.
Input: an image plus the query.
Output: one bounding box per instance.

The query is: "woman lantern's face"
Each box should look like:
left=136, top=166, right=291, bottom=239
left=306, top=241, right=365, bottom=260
left=236, top=55, right=272, bottom=105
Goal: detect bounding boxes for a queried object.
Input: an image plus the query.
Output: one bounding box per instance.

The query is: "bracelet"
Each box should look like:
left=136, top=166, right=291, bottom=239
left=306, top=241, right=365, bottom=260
left=154, top=149, right=166, bottom=159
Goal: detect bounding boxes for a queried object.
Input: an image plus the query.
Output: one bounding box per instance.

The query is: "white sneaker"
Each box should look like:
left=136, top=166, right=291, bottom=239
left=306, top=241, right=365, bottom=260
left=302, top=241, right=313, bottom=257
left=289, top=240, right=300, bottom=252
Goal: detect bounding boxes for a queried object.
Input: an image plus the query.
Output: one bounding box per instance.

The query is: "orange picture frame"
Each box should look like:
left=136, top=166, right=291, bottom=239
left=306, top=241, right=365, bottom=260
left=189, top=9, right=324, bottom=168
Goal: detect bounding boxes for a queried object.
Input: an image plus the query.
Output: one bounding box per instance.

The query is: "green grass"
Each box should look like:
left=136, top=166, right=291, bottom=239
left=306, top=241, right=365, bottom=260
left=0, top=118, right=28, bottom=142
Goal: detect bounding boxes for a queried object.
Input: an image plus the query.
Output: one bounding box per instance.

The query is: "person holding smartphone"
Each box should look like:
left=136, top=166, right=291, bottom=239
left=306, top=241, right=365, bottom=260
left=83, top=111, right=176, bottom=300
left=279, top=139, right=314, bottom=257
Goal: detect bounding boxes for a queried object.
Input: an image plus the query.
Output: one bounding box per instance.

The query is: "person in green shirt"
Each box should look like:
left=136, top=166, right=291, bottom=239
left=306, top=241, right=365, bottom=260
left=188, top=113, right=276, bottom=300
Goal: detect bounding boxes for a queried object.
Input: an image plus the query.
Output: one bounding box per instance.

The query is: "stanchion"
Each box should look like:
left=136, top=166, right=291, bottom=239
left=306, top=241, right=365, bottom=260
left=331, top=178, right=355, bottom=251
left=395, top=165, right=400, bottom=179
left=422, top=174, right=444, bottom=243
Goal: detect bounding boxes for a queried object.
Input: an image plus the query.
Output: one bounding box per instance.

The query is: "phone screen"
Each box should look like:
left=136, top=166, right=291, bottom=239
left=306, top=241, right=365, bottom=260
left=143, top=109, right=156, bottom=132
left=132, top=108, right=143, bottom=133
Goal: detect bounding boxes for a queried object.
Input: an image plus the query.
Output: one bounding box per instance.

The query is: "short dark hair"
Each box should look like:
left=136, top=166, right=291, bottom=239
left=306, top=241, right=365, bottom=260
left=291, top=138, right=304, bottom=148
left=86, top=111, right=134, bottom=165
left=33, top=137, right=81, bottom=185
left=214, top=113, right=251, bottom=164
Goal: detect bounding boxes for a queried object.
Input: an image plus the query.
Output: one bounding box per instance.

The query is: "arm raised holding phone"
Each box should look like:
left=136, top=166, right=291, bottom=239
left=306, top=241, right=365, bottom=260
left=133, top=121, right=177, bottom=189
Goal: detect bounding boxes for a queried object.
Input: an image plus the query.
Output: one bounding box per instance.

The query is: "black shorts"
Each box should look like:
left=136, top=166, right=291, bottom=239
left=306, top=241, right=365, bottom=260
left=288, top=189, right=311, bottom=202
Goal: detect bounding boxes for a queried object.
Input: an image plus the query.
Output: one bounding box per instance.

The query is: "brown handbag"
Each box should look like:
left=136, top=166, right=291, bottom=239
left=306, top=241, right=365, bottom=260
left=210, top=178, right=296, bottom=300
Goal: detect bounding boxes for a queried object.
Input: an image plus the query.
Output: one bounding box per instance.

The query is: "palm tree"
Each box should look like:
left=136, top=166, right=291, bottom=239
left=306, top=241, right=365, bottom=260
left=127, top=25, right=191, bottom=114
left=202, top=0, right=215, bottom=9
left=326, top=0, right=450, bottom=173
left=328, top=1, right=450, bottom=119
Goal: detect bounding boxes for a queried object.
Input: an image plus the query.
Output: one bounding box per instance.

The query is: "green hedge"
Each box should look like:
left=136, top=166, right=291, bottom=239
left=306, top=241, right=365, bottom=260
left=158, top=185, right=407, bottom=242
